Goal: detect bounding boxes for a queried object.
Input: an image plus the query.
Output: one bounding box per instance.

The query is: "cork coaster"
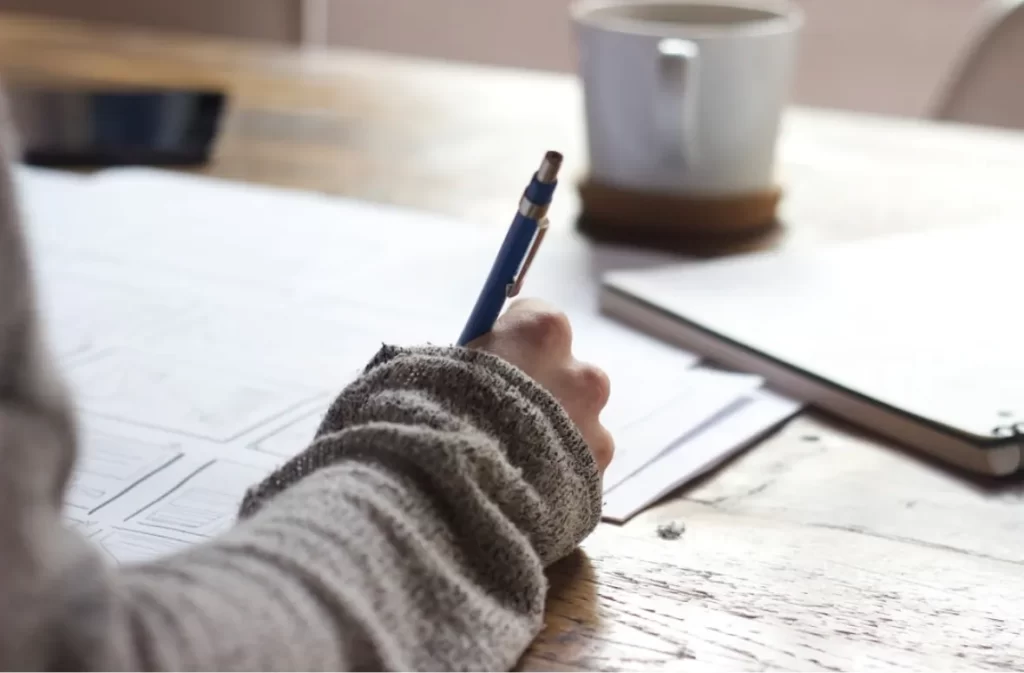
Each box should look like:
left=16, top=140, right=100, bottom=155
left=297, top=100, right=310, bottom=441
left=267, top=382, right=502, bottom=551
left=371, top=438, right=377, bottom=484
left=576, top=178, right=784, bottom=256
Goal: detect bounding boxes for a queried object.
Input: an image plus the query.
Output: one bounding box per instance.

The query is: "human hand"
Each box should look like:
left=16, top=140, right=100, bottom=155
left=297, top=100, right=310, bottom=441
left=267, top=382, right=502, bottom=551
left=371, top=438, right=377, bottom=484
left=468, top=297, right=614, bottom=473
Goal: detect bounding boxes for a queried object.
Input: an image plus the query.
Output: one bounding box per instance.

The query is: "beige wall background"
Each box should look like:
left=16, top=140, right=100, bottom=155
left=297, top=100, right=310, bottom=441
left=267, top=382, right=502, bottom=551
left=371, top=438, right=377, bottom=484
left=0, top=0, right=994, bottom=118
left=325, top=0, right=990, bottom=118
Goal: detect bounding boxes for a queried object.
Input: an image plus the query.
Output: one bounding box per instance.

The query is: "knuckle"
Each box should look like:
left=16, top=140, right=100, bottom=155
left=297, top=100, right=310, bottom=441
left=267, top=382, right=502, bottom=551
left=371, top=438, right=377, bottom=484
left=523, top=310, right=572, bottom=352
left=575, top=363, right=611, bottom=411
left=591, top=427, right=615, bottom=470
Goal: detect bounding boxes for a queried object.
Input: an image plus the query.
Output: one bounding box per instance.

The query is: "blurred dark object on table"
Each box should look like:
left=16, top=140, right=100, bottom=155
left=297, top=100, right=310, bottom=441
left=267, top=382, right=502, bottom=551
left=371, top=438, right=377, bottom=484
left=5, top=85, right=226, bottom=167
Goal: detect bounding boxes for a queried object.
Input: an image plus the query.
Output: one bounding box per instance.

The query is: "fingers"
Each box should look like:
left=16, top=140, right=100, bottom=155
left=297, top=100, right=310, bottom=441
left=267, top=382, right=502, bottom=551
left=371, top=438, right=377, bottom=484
left=490, top=295, right=612, bottom=415
left=577, top=361, right=612, bottom=413
left=496, top=297, right=573, bottom=358
left=466, top=297, right=572, bottom=360
left=558, top=360, right=611, bottom=417
left=467, top=296, right=615, bottom=474
left=553, top=359, right=614, bottom=473
left=579, top=421, right=615, bottom=472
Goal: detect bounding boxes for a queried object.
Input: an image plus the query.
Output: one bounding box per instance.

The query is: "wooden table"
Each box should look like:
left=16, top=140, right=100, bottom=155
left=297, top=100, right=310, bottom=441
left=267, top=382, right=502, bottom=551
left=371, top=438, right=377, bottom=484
left=2, top=13, right=1023, bottom=671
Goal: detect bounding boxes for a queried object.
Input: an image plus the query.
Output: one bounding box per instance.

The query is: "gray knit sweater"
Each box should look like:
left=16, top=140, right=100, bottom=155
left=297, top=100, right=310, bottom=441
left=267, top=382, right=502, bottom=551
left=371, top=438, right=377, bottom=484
left=0, top=99, right=602, bottom=670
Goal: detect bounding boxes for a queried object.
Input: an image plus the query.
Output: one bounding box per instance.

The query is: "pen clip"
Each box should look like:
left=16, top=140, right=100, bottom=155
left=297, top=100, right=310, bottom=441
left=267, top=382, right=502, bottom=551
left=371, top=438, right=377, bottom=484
left=506, top=217, right=549, bottom=298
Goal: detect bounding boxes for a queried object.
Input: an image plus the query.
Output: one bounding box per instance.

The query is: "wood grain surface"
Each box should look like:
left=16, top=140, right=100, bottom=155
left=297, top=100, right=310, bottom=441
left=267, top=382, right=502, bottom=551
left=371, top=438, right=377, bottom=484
left=1, top=13, right=1023, bottom=671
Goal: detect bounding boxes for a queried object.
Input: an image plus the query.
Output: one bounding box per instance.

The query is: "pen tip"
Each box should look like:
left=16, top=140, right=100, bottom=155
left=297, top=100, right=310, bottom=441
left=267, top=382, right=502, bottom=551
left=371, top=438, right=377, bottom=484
left=537, top=151, right=563, bottom=183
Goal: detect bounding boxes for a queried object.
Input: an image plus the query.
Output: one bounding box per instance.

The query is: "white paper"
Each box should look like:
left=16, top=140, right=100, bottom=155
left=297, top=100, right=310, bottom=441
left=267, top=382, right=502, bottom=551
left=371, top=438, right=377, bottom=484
left=66, top=416, right=282, bottom=564
left=65, top=431, right=183, bottom=514
left=66, top=347, right=326, bottom=442
left=602, top=390, right=803, bottom=523
left=123, top=459, right=272, bottom=538
left=601, top=368, right=763, bottom=492
left=13, top=166, right=781, bottom=562
left=248, top=402, right=332, bottom=458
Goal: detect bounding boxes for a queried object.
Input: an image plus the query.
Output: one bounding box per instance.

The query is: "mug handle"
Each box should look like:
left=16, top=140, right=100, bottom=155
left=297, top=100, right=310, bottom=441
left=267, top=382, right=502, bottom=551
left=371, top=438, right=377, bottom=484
left=656, top=38, right=700, bottom=168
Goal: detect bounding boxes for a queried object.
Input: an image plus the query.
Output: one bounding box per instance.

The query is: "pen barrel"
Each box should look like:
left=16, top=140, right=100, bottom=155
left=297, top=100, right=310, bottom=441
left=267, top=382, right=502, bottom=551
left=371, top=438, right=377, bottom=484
left=456, top=213, right=540, bottom=346
left=456, top=150, right=561, bottom=346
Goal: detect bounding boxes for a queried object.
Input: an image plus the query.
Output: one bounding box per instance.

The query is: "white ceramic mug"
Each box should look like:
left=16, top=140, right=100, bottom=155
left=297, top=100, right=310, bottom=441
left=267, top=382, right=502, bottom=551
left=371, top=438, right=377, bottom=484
left=571, top=0, right=803, bottom=196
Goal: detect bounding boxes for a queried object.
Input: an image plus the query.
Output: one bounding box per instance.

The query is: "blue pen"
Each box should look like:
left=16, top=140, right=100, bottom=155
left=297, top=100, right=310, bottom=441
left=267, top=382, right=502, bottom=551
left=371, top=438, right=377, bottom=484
left=457, top=150, right=563, bottom=346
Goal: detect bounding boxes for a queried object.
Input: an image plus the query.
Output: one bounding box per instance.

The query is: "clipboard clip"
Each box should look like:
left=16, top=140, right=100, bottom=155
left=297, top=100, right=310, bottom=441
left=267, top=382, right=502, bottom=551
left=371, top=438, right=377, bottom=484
left=507, top=217, right=549, bottom=298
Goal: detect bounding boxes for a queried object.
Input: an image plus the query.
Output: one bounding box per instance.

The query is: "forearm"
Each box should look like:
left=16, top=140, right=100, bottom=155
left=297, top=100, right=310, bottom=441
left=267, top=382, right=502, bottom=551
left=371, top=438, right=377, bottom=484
left=119, top=460, right=543, bottom=670
left=22, top=346, right=601, bottom=671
